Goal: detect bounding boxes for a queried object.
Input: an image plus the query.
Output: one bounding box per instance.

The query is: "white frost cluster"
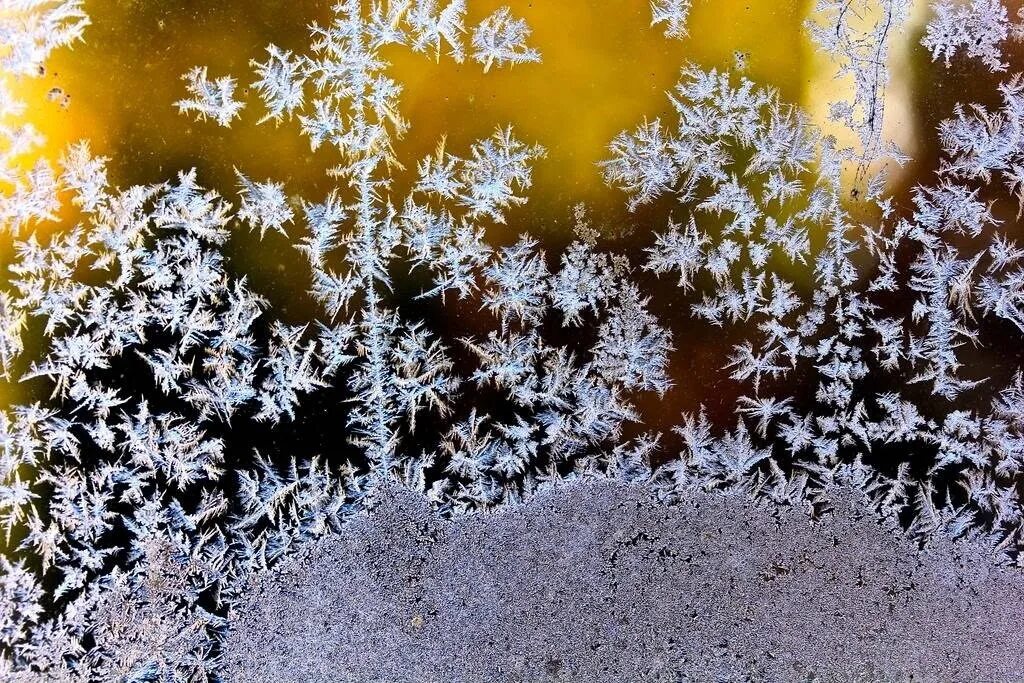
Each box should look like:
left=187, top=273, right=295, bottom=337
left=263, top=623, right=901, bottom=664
left=235, top=169, right=294, bottom=239
left=471, top=6, right=541, bottom=73
left=650, top=0, right=692, bottom=39
left=175, top=66, right=245, bottom=127
left=0, top=0, right=88, bottom=76
left=922, top=0, right=1022, bottom=71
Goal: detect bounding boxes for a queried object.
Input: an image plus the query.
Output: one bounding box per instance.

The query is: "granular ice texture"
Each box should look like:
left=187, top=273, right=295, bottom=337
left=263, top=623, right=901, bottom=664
left=224, top=481, right=1024, bottom=682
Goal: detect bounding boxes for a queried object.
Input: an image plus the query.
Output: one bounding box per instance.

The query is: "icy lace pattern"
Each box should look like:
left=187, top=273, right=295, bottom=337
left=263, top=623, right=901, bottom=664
left=0, top=0, right=1023, bottom=680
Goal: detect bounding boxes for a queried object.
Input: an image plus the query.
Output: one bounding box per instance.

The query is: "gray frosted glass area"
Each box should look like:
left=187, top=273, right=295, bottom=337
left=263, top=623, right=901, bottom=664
left=225, top=481, right=1024, bottom=682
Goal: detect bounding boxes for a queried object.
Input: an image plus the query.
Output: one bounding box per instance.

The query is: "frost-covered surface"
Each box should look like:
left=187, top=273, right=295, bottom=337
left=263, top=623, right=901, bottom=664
left=225, top=480, right=1024, bottom=682
left=2, top=0, right=1024, bottom=680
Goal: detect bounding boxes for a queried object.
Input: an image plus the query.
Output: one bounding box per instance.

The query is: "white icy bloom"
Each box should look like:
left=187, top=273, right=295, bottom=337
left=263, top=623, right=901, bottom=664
left=471, top=7, right=540, bottom=73
left=650, top=0, right=691, bottom=39
left=235, top=169, right=294, bottom=239
left=250, top=44, right=306, bottom=124
left=922, top=0, right=1017, bottom=72
left=175, top=66, right=245, bottom=127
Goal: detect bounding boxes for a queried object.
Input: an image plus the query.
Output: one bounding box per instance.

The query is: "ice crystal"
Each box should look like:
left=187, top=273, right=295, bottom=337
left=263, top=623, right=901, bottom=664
left=403, top=0, right=469, bottom=62
left=175, top=66, right=246, bottom=127
left=922, top=0, right=1022, bottom=71
left=249, top=45, right=306, bottom=124
left=0, top=0, right=88, bottom=77
left=650, top=0, right=691, bottom=39
left=234, top=170, right=294, bottom=239
left=471, top=7, right=541, bottom=73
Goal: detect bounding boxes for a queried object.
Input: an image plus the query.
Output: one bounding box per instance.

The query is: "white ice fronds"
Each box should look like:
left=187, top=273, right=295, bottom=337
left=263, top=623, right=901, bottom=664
left=175, top=66, right=245, bottom=127
left=471, top=7, right=540, bottom=73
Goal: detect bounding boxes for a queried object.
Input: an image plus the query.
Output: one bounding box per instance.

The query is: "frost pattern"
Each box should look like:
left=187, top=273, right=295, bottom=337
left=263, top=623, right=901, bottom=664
left=922, top=0, right=1023, bottom=71
left=0, top=0, right=88, bottom=77
left=234, top=169, right=294, bottom=239
left=249, top=45, right=305, bottom=124
left=175, top=66, right=245, bottom=127
left=471, top=7, right=541, bottom=73
left=650, top=0, right=691, bottom=39
left=3, top=0, right=1024, bottom=680
left=807, top=0, right=911, bottom=167
left=601, top=56, right=1024, bottom=560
